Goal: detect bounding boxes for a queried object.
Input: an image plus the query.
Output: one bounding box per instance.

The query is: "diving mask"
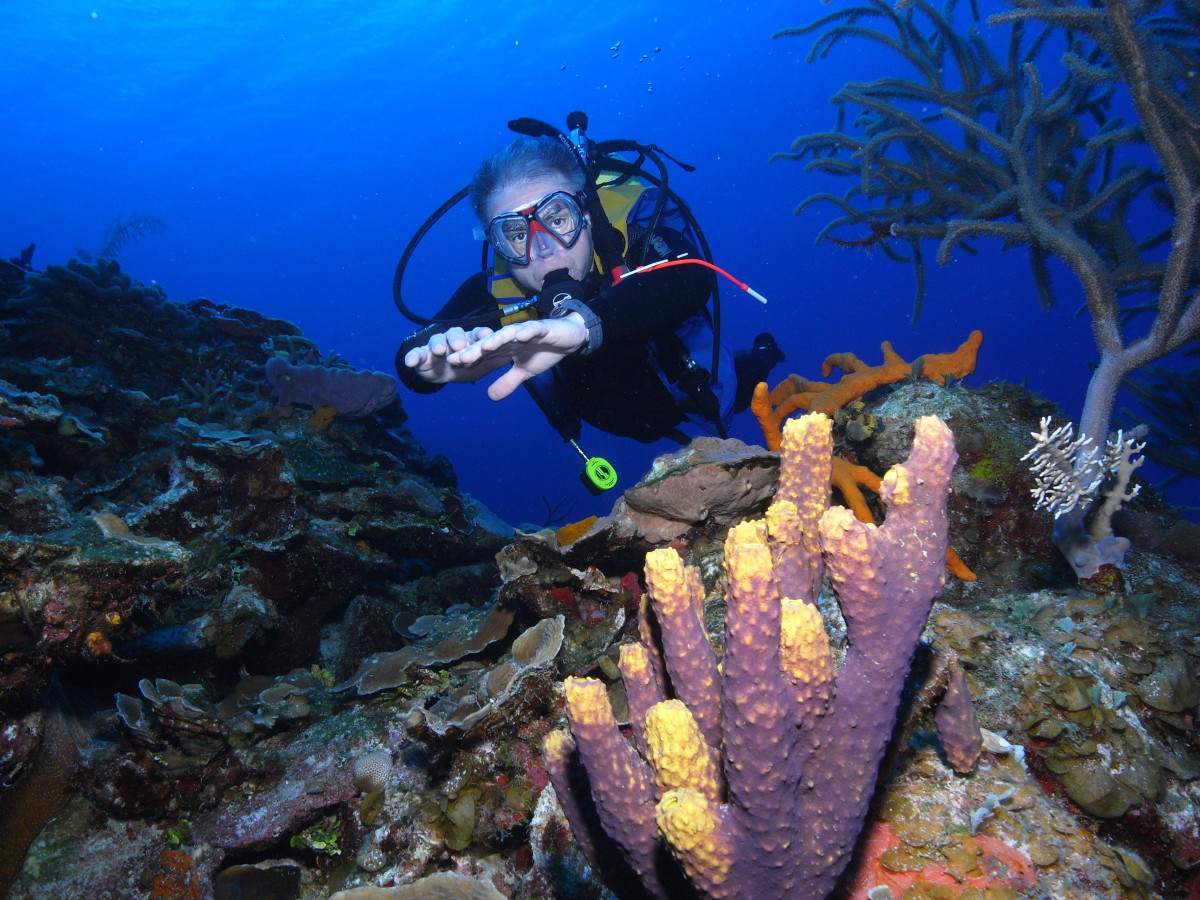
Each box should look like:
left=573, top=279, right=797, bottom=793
left=486, top=190, right=586, bottom=266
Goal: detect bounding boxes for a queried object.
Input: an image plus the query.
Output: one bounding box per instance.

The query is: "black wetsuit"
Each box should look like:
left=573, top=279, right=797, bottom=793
left=395, top=225, right=715, bottom=443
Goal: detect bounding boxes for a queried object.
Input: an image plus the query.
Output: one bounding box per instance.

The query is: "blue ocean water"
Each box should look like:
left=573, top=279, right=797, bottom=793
left=3, top=0, right=1195, bottom=526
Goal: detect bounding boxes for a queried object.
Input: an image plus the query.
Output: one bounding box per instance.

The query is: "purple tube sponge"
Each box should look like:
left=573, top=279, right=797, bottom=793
left=545, top=413, right=965, bottom=900
left=264, top=356, right=397, bottom=418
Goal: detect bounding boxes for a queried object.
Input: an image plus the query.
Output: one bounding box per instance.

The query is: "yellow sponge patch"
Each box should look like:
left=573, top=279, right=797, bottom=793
left=564, top=676, right=613, bottom=725
left=645, top=547, right=705, bottom=621
left=765, top=499, right=800, bottom=544
left=882, top=465, right=911, bottom=505
left=656, top=788, right=731, bottom=886
left=644, top=700, right=721, bottom=800
left=781, top=598, right=834, bottom=689
left=619, top=641, right=651, bottom=681
left=724, top=521, right=775, bottom=599
left=819, top=505, right=874, bottom=570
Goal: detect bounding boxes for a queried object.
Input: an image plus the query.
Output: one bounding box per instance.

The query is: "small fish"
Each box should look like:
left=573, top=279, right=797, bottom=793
left=611, top=40, right=621, bottom=51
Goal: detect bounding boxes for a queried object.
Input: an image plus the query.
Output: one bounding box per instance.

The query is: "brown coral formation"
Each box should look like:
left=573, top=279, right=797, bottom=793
left=353, top=751, right=394, bottom=794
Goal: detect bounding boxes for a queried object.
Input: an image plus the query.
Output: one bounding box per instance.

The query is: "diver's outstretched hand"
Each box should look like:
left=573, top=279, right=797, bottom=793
left=403, top=326, right=502, bottom=385
left=448, top=315, right=588, bottom=401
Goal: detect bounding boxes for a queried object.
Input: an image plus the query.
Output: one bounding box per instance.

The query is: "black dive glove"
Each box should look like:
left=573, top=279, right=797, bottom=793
left=536, top=269, right=603, bottom=355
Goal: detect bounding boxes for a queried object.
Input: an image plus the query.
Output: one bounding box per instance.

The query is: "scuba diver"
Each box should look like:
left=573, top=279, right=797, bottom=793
left=394, top=113, right=784, bottom=490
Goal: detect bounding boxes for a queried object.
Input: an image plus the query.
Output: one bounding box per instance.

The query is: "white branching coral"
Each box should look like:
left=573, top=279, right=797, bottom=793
left=1022, top=416, right=1146, bottom=539
left=1091, top=427, right=1146, bottom=541
left=1021, top=417, right=1104, bottom=517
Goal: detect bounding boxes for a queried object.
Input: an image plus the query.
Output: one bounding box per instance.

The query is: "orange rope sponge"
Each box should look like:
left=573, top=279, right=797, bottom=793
left=752, top=332, right=983, bottom=582
left=752, top=331, right=984, bottom=448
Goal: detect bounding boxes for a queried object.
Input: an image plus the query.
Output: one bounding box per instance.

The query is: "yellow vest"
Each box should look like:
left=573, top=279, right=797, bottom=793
left=489, top=176, right=647, bottom=324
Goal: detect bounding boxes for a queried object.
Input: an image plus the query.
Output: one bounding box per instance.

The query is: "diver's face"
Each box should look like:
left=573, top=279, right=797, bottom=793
left=488, top=177, right=594, bottom=292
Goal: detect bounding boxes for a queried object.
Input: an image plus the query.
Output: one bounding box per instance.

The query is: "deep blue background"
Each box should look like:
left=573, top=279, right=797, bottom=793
left=3, top=0, right=1194, bottom=526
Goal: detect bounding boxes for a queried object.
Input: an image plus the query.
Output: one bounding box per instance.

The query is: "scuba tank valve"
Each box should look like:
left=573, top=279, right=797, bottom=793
left=566, top=110, right=590, bottom=178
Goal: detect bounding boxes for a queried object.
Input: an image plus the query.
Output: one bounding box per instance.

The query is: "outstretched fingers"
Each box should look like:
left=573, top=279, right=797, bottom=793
left=487, top=365, right=533, bottom=401
left=450, top=323, right=537, bottom=366
left=404, top=325, right=498, bottom=382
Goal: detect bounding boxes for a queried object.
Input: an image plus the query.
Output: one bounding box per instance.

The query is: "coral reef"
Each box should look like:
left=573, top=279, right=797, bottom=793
left=353, top=751, right=394, bottom=794
left=774, top=0, right=1200, bottom=580
left=0, top=257, right=498, bottom=699
left=265, top=355, right=399, bottom=419
left=0, top=258, right=512, bottom=895
left=750, top=331, right=983, bottom=437
left=751, top=335, right=981, bottom=581
left=1022, top=416, right=1146, bottom=584
left=1, top=256, right=1197, bottom=900
left=560, top=437, right=779, bottom=553
left=545, top=413, right=969, bottom=899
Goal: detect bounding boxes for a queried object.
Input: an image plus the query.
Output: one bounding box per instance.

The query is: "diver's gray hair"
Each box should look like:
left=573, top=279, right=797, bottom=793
left=469, top=135, right=585, bottom=225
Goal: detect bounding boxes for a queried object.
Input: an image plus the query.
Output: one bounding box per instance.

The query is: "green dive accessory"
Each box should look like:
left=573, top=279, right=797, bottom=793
left=571, top=439, right=618, bottom=493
